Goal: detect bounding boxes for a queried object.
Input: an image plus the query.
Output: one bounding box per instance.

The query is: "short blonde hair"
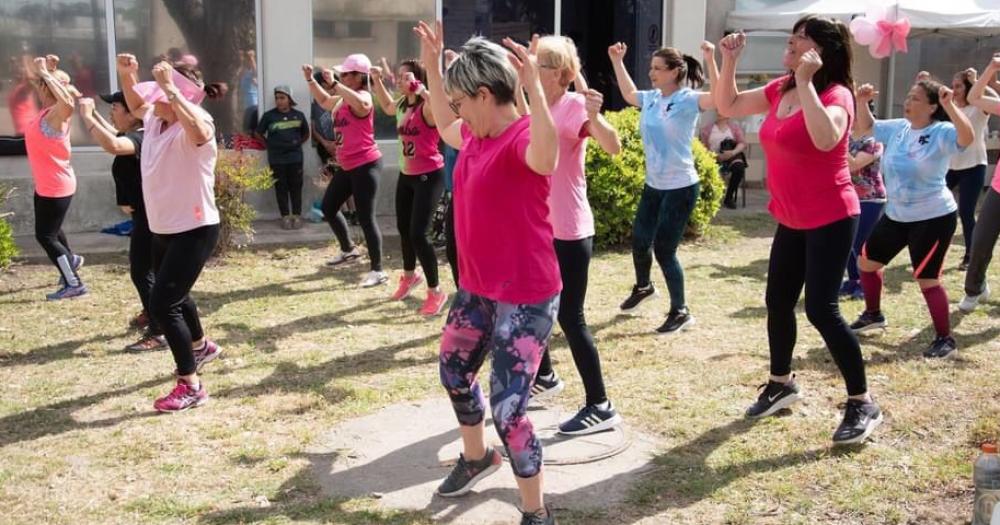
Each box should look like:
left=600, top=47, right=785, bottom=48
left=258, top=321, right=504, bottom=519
left=536, top=36, right=580, bottom=88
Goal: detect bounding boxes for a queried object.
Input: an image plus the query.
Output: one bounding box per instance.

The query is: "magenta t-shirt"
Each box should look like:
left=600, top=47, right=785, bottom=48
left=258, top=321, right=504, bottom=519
left=547, top=92, right=595, bottom=241
left=398, top=101, right=444, bottom=175
left=993, top=102, right=1000, bottom=194
left=759, top=76, right=859, bottom=229
left=333, top=102, right=382, bottom=171
left=453, top=116, right=561, bottom=304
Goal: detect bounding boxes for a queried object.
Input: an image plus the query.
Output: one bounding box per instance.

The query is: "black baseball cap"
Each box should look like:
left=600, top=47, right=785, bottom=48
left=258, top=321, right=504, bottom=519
left=99, top=91, right=129, bottom=111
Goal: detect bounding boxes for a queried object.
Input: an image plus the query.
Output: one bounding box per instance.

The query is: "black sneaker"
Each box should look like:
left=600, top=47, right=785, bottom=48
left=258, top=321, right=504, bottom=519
left=620, top=284, right=656, bottom=312
left=655, top=308, right=695, bottom=334
left=923, top=335, right=958, bottom=359
left=849, top=311, right=887, bottom=333
left=558, top=403, right=623, bottom=435
left=436, top=447, right=502, bottom=497
left=530, top=373, right=564, bottom=403
left=520, top=506, right=556, bottom=525
left=832, top=399, right=883, bottom=445
left=745, top=377, right=802, bottom=418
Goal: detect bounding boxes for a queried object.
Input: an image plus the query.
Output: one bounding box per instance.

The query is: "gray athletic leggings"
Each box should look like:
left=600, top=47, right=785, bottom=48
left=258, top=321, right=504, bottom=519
left=965, top=187, right=1000, bottom=297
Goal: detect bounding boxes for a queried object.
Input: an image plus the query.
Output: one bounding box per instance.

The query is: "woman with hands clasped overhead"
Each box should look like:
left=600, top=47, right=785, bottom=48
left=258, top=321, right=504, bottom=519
left=413, top=19, right=561, bottom=525
left=715, top=16, right=882, bottom=445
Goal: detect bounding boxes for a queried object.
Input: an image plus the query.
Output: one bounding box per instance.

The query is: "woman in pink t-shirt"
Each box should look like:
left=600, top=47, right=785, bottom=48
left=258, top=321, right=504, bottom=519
left=24, top=56, right=85, bottom=300
left=716, top=16, right=881, bottom=445
left=117, top=54, right=221, bottom=413
left=370, top=58, right=448, bottom=315
left=961, top=57, right=1000, bottom=312
left=415, top=21, right=560, bottom=523
left=304, top=54, right=386, bottom=288
left=529, top=36, right=625, bottom=437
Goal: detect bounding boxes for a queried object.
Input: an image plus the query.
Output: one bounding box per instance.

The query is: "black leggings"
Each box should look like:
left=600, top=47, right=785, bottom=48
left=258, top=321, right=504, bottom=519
left=33, top=193, right=79, bottom=286
left=130, top=202, right=159, bottom=334
left=149, top=224, right=219, bottom=376
left=444, top=193, right=459, bottom=287
left=766, top=216, right=867, bottom=396
left=723, top=162, right=746, bottom=203
left=395, top=170, right=444, bottom=287
left=271, top=162, right=304, bottom=216
left=322, top=160, right=383, bottom=271
left=946, top=164, right=986, bottom=255
left=537, top=237, right=608, bottom=405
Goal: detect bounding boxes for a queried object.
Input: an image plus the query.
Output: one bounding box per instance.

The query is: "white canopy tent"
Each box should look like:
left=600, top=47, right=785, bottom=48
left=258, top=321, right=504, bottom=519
left=727, top=0, right=1000, bottom=36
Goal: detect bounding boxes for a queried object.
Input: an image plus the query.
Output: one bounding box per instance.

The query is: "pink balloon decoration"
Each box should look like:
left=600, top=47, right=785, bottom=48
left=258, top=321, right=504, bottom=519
left=849, top=8, right=910, bottom=59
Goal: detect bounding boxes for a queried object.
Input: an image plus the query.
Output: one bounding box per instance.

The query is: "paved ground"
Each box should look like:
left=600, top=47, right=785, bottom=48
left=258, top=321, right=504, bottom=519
left=306, top=398, right=659, bottom=524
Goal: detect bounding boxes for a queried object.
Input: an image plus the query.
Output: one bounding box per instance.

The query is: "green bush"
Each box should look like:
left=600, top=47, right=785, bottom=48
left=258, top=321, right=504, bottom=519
left=0, top=184, right=18, bottom=271
left=585, top=107, right=723, bottom=249
left=214, top=151, right=274, bottom=256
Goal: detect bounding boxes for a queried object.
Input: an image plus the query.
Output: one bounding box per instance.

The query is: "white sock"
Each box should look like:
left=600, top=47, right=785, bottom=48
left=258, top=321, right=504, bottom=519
left=595, top=400, right=612, bottom=411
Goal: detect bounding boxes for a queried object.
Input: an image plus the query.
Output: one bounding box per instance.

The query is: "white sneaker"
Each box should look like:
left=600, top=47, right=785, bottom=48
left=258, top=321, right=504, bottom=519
left=326, top=247, right=361, bottom=266
left=360, top=270, right=389, bottom=288
left=958, top=283, right=990, bottom=313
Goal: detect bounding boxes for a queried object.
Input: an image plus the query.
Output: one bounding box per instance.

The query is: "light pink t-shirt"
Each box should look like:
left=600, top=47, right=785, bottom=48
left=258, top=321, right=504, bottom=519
left=141, top=106, right=220, bottom=234
left=759, top=76, right=859, bottom=229
left=547, top=92, right=595, bottom=241
left=25, top=108, right=75, bottom=198
left=333, top=102, right=382, bottom=171
left=454, top=117, right=561, bottom=304
left=398, top=101, right=444, bottom=175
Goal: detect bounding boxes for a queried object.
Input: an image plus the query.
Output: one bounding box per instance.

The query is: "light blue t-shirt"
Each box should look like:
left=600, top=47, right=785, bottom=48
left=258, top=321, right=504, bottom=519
left=637, top=87, right=702, bottom=190
left=873, top=119, right=961, bottom=222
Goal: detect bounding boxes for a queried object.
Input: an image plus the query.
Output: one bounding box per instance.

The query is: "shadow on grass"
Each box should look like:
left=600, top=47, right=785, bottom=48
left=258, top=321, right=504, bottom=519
left=0, top=330, right=130, bottom=368
left=0, top=376, right=165, bottom=448
left=705, top=212, right=776, bottom=240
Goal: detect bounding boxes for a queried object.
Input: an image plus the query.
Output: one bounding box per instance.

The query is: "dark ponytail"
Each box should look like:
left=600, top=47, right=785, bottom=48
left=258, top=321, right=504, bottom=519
left=917, top=79, right=951, bottom=122
left=652, top=47, right=705, bottom=89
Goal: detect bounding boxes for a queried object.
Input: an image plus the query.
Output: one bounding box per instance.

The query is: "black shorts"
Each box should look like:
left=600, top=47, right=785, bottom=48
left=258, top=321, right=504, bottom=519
left=862, top=212, right=957, bottom=279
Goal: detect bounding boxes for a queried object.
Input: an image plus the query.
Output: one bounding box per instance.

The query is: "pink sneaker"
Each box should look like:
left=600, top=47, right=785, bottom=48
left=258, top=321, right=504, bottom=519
left=153, top=379, right=208, bottom=412
left=391, top=272, right=424, bottom=300
left=193, top=340, right=222, bottom=371
left=419, top=289, right=448, bottom=316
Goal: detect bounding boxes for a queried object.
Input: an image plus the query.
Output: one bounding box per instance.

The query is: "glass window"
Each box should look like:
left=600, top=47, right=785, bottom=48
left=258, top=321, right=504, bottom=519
left=0, top=0, right=111, bottom=145
left=443, top=0, right=555, bottom=51
left=312, top=0, right=437, bottom=140
left=113, top=0, right=258, bottom=145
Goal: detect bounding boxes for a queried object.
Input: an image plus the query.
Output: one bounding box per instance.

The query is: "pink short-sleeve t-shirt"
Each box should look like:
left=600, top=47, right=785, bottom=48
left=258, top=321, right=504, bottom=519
left=140, top=106, right=220, bottom=234
left=993, top=102, right=1000, bottom=194
left=25, top=108, right=75, bottom=198
left=547, top=92, right=595, bottom=241
left=453, top=116, right=561, bottom=304
left=759, top=76, right=860, bottom=229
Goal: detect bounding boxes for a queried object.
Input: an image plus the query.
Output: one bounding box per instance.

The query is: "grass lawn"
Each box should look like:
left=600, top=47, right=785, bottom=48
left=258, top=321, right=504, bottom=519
left=1, top=211, right=998, bottom=525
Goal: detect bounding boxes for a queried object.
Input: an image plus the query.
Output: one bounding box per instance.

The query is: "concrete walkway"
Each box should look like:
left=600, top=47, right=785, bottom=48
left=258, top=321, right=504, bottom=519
left=305, top=398, right=659, bottom=524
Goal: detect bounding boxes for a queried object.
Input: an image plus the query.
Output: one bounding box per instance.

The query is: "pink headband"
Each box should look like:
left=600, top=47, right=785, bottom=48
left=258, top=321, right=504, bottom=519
left=132, top=70, right=205, bottom=105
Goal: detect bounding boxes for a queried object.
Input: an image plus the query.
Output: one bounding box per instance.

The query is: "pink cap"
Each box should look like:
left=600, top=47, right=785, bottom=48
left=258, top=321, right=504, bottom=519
left=132, top=70, right=206, bottom=105
left=333, top=54, right=372, bottom=75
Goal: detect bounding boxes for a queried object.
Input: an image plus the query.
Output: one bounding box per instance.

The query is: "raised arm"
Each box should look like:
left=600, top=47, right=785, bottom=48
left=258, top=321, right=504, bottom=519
left=715, top=33, right=770, bottom=118
left=151, top=61, right=214, bottom=146
left=940, top=86, right=974, bottom=148
left=583, top=89, right=621, bottom=155
left=303, top=65, right=342, bottom=112
left=369, top=61, right=399, bottom=116
left=969, top=58, right=1000, bottom=116
left=77, top=97, right=136, bottom=155
left=117, top=54, right=149, bottom=120
left=514, top=81, right=530, bottom=116
left=414, top=21, right=462, bottom=149
left=698, top=41, right=718, bottom=110
left=607, top=43, right=639, bottom=107
left=855, top=83, right=877, bottom=134
left=31, top=57, right=75, bottom=125
left=505, top=35, right=558, bottom=175
left=794, top=49, right=849, bottom=152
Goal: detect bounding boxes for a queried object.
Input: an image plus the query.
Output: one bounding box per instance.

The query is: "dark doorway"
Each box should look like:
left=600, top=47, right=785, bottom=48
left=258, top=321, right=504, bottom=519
left=562, top=0, right=662, bottom=111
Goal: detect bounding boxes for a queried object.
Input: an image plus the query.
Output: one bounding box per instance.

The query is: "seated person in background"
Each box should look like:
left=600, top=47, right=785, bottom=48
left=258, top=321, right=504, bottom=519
left=700, top=114, right=747, bottom=209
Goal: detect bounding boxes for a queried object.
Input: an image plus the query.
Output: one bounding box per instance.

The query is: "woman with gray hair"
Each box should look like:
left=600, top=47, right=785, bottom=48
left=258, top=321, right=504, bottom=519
left=414, top=21, right=560, bottom=525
